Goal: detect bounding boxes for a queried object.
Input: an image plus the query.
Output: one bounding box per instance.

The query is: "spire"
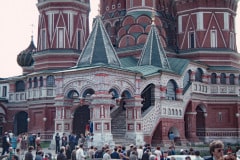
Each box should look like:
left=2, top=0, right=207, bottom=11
left=76, top=16, right=121, bottom=67
left=137, top=24, right=171, bottom=70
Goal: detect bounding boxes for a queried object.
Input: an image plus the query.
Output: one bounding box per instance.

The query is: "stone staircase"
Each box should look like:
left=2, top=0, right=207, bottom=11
left=111, top=107, right=135, bottom=146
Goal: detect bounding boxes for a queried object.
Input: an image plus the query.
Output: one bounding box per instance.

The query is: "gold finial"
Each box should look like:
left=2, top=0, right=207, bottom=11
left=151, top=8, right=155, bottom=25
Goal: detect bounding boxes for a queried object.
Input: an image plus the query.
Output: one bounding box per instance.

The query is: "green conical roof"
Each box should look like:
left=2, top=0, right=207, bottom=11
left=138, top=24, right=171, bottom=70
left=76, top=16, right=121, bottom=67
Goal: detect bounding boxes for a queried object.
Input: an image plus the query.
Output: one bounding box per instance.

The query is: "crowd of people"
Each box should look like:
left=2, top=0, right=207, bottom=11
left=0, top=131, right=43, bottom=160
left=1, top=130, right=240, bottom=160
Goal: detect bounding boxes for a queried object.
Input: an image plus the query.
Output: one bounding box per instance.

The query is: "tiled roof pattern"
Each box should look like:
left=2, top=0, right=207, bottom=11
left=138, top=24, right=171, bottom=70
left=76, top=16, right=121, bottom=68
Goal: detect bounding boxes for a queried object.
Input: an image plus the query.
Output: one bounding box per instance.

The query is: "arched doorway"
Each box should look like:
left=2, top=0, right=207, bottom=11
left=196, top=105, right=207, bottom=141
left=13, top=111, right=28, bottom=135
left=72, top=105, right=90, bottom=136
left=168, top=126, right=180, bottom=144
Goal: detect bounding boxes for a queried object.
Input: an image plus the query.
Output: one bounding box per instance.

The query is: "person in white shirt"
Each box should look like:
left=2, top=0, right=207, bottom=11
left=102, top=149, right=111, bottom=160
left=154, top=146, right=162, bottom=160
left=137, top=145, right=143, bottom=160
left=76, top=144, right=86, bottom=160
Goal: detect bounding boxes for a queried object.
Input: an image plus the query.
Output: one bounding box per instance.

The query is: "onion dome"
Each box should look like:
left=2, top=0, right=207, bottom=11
left=17, top=36, right=36, bottom=67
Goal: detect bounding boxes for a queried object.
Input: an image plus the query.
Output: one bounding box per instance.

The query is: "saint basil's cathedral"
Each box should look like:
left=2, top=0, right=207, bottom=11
left=0, top=0, right=239, bottom=147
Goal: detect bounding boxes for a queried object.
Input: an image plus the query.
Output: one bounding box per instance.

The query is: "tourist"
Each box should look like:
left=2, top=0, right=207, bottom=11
left=55, top=133, right=60, bottom=154
left=61, top=133, right=68, bottom=147
left=110, top=147, right=120, bottom=159
left=2, top=132, right=11, bottom=155
left=160, top=151, right=170, bottom=160
left=11, top=134, right=18, bottom=153
left=137, top=145, right=143, bottom=160
left=12, top=155, right=19, bottom=160
left=102, top=148, right=111, bottom=160
left=76, top=144, right=86, bottom=160
left=206, top=140, right=224, bottom=160
left=194, top=150, right=203, bottom=160
left=154, top=146, right=162, bottom=160
left=71, top=146, right=79, bottom=160
left=24, top=146, right=34, bottom=160
left=57, top=147, right=67, bottom=160
left=129, top=151, right=138, bottom=160
left=169, top=132, right=175, bottom=147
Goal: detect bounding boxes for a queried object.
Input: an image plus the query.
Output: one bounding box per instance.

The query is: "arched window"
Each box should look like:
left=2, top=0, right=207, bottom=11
left=109, top=88, right=119, bottom=99
left=166, top=80, right=177, bottom=100
left=67, top=90, right=79, bottom=99
left=82, top=88, right=95, bottom=97
left=46, top=75, right=55, bottom=87
left=33, top=77, right=38, bottom=88
left=28, top=78, right=32, bottom=88
left=15, top=80, right=25, bottom=92
left=40, top=77, right=43, bottom=87
left=141, top=84, right=155, bottom=112
left=220, top=73, right=226, bottom=84
left=183, top=70, right=191, bottom=90
left=229, top=74, right=235, bottom=85
left=195, top=68, right=203, bottom=82
left=211, top=73, right=217, bottom=84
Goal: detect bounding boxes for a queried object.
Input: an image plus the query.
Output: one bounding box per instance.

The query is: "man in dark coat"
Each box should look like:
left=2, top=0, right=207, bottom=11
left=2, top=132, right=10, bottom=155
left=24, top=146, right=34, bottom=160
left=57, top=147, right=67, bottom=160
left=55, top=133, right=60, bottom=154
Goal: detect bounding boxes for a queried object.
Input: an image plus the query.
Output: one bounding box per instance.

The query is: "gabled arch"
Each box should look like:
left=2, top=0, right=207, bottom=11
left=67, top=90, right=79, bottom=99
left=28, top=78, right=32, bottom=88
left=211, top=73, right=217, bottom=84
left=122, top=15, right=135, bottom=26
left=82, top=88, right=95, bottom=98
left=46, top=75, right=55, bottom=87
left=136, top=15, right=152, bottom=27
left=128, top=24, right=144, bottom=34
left=229, top=74, right=235, bottom=85
left=34, top=77, right=38, bottom=88
left=120, top=90, right=132, bottom=110
left=121, top=90, right=132, bottom=99
left=166, top=79, right=178, bottom=100
left=220, top=73, right=226, bottom=84
left=118, top=35, right=136, bottom=47
left=109, top=88, right=120, bottom=99
left=195, top=68, right=203, bottom=82
left=183, top=69, right=192, bottom=92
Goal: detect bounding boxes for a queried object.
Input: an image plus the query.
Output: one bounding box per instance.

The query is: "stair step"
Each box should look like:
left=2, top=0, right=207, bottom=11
left=111, top=107, right=127, bottom=144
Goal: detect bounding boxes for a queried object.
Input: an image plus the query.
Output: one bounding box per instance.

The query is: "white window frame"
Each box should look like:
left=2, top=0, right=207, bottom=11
left=197, top=12, right=203, bottom=30
left=178, top=16, right=182, bottom=33
left=41, top=29, right=46, bottom=50
left=211, top=30, right=217, bottom=48
left=224, top=12, right=229, bottom=30
left=229, top=32, right=235, bottom=50
left=57, top=27, right=65, bottom=48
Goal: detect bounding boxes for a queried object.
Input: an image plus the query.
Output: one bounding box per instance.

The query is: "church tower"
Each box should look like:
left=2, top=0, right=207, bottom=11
left=175, top=0, right=239, bottom=67
left=99, top=0, right=126, bottom=47
left=33, top=0, right=90, bottom=71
